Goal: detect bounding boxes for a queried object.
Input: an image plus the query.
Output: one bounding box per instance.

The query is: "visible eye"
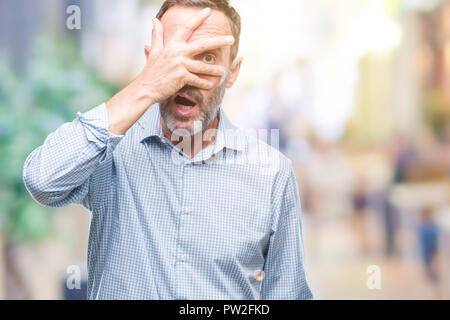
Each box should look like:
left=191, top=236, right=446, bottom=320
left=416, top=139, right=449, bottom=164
left=202, top=53, right=216, bottom=64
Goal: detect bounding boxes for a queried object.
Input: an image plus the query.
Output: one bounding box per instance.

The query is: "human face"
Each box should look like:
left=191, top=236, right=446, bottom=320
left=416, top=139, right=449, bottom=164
left=158, top=6, right=238, bottom=136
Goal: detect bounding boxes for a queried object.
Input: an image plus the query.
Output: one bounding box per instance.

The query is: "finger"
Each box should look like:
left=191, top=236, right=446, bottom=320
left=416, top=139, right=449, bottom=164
left=173, top=7, right=212, bottom=41
left=150, top=18, right=164, bottom=57
left=184, top=72, right=213, bottom=90
left=185, top=59, right=226, bottom=77
left=186, top=35, right=234, bottom=55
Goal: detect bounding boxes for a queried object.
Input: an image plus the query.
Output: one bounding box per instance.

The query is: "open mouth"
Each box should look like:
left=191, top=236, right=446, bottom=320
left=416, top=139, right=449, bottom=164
left=174, top=93, right=196, bottom=110
left=172, top=92, right=198, bottom=117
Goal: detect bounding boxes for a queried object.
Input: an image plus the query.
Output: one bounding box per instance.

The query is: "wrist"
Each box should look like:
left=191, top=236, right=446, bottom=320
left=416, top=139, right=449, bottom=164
left=105, top=79, right=157, bottom=135
left=132, top=76, right=158, bottom=106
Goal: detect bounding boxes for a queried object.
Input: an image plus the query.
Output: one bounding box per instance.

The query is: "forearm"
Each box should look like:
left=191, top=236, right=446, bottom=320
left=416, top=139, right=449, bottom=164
left=23, top=103, right=123, bottom=207
left=106, top=76, right=157, bottom=135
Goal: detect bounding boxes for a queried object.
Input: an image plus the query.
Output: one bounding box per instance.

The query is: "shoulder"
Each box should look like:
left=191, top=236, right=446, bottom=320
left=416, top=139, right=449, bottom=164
left=237, top=127, right=293, bottom=179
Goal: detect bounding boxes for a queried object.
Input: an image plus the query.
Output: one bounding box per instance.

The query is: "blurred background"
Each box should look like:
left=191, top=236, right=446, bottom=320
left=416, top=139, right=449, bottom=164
left=0, top=0, right=449, bottom=299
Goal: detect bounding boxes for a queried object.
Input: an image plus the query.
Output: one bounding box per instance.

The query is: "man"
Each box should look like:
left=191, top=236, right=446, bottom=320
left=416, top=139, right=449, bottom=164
left=23, top=0, right=312, bottom=299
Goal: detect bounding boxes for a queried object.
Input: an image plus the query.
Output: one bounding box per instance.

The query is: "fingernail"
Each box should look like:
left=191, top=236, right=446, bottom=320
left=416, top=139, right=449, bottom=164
left=203, top=7, right=211, bottom=14
left=227, top=36, right=235, bottom=43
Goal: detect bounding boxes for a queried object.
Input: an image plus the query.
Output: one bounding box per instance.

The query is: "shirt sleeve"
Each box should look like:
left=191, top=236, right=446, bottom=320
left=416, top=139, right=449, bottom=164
left=261, top=163, right=313, bottom=300
left=23, top=103, right=124, bottom=209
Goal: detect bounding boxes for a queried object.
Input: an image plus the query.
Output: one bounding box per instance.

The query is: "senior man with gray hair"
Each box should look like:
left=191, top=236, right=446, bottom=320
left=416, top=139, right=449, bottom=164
left=23, top=0, right=312, bottom=300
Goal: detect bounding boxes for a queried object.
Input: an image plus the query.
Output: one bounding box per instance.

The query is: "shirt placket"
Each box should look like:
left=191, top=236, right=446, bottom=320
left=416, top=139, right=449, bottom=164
left=174, top=150, right=197, bottom=299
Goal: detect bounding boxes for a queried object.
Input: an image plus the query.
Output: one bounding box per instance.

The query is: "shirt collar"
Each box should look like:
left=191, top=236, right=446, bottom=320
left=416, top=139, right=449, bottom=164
left=137, top=104, right=246, bottom=152
left=137, top=104, right=164, bottom=140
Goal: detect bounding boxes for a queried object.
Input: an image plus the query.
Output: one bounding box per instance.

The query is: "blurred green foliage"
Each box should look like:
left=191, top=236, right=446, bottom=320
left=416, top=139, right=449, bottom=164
left=0, top=34, right=118, bottom=243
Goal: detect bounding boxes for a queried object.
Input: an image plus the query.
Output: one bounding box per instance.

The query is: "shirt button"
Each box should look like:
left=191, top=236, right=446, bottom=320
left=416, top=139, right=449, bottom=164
left=183, top=207, right=191, bottom=215
left=179, top=254, right=186, bottom=261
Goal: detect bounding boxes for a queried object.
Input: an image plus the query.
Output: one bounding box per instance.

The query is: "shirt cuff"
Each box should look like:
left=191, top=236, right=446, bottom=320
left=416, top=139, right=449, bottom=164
left=77, top=103, right=124, bottom=150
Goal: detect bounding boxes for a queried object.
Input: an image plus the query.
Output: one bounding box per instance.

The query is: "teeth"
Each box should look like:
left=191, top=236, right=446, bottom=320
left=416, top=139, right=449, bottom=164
left=178, top=104, right=193, bottom=110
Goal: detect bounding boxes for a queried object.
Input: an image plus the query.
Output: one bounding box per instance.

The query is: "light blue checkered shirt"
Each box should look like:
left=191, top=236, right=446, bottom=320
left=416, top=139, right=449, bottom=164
left=23, top=102, right=312, bottom=300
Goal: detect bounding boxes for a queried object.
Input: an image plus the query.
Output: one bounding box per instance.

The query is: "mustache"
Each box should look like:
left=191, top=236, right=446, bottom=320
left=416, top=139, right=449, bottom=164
left=178, top=86, right=203, bottom=106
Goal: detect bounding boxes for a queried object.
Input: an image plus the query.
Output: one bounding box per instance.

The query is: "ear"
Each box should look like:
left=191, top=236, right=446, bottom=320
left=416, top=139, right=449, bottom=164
left=226, top=56, right=243, bottom=89
left=144, top=45, right=151, bottom=60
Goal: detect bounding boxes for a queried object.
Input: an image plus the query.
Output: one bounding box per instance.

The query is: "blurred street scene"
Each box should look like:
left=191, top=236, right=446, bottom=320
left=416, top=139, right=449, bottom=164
left=0, top=0, right=449, bottom=299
